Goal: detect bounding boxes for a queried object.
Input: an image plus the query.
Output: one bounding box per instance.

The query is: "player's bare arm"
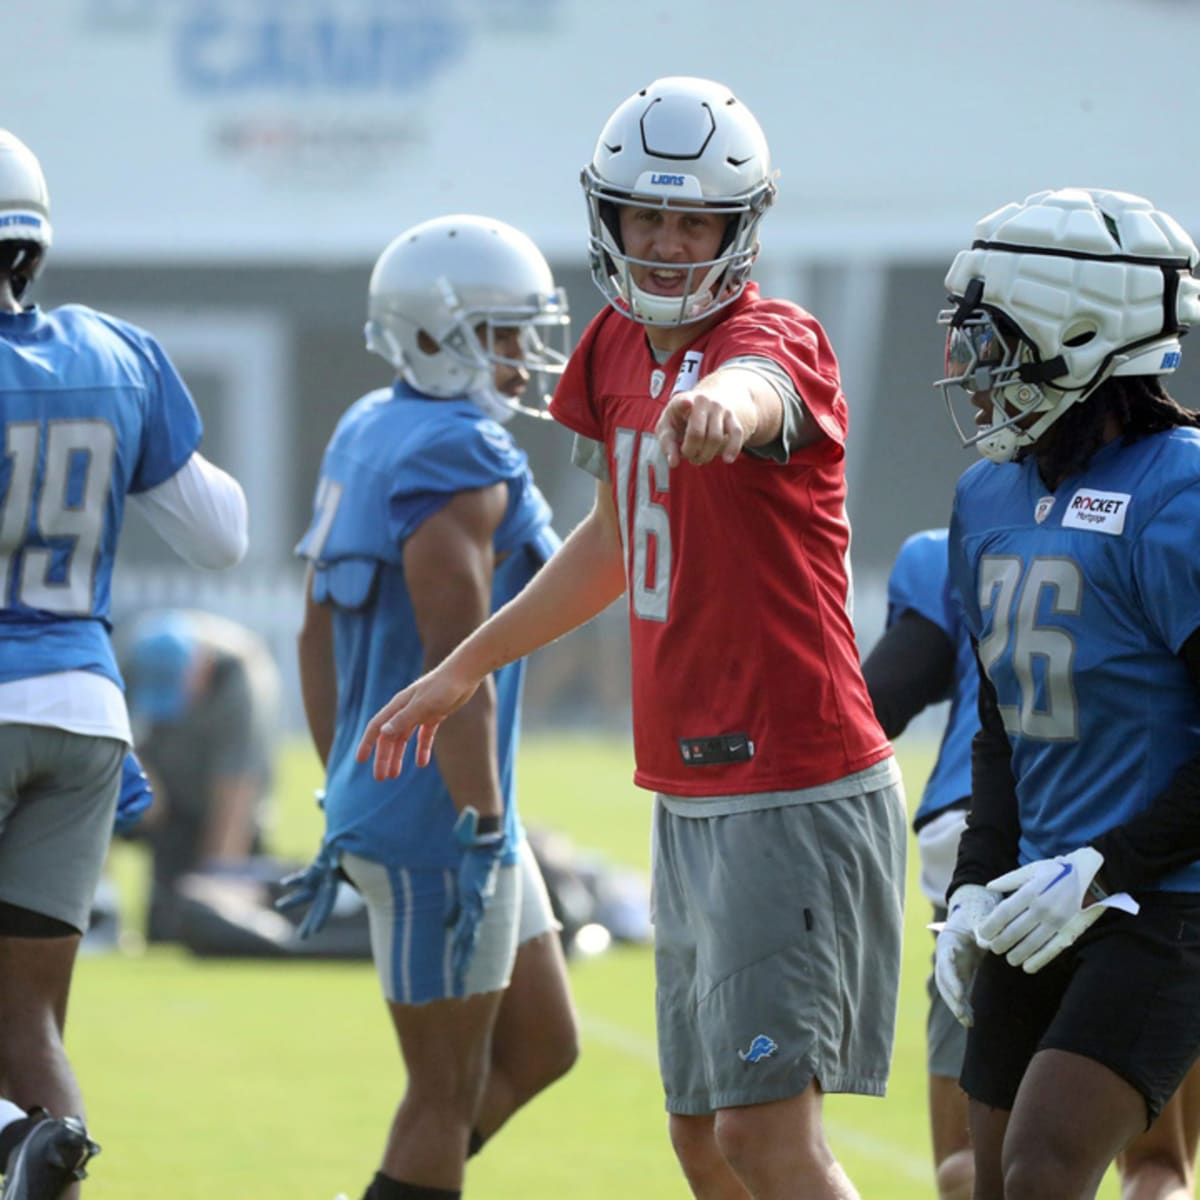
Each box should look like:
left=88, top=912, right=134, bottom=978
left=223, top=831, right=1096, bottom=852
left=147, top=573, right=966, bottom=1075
left=297, top=564, right=336, bottom=766
left=655, top=365, right=784, bottom=467
left=357, top=480, right=626, bottom=778
left=404, top=481, right=508, bottom=818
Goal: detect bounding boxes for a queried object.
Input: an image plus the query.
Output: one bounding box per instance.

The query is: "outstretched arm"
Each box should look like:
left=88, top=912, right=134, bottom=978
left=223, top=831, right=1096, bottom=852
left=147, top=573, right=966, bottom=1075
left=655, top=365, right=786, bottom=468
left=406, top=482, right=507, bottom=821
left=357, top=480, right=627, bottom=778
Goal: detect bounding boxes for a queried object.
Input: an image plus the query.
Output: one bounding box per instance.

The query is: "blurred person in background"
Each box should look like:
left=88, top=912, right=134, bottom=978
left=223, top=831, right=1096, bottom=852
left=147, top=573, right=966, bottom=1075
left=118, top=608, right=279, bottom=944
left=932, top=187, right=1200, bottom=1200
left=358, top=78, right=905, bottom=1200
left=0, top=131, right=246, bottom=1199
left=287, top=213, right=578, bottom=1200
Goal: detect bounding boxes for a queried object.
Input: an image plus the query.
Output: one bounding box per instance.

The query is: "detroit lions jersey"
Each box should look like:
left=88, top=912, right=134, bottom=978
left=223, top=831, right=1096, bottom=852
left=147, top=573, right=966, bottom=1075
left=297, top=382, right=559, bottom=870
left=551, top=284, right=890, bottom=796
left=949, top=428, right=1200, bottom=891
left=0, top=305, right=202, bottom=687
left=886, top=529, right=976, bottom=828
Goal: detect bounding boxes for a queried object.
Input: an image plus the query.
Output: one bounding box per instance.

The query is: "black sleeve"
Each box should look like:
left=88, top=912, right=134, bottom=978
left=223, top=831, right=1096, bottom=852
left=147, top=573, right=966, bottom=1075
left=947, top=643, right=1022, bottom=900
left=860, top=609, right=956, bottom=739
left=1089, top=626, right=1200, bottom=892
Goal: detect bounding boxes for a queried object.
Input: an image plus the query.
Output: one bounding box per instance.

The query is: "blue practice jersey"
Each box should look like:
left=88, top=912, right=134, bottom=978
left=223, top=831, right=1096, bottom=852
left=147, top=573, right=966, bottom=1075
left=297, top=382, right=559, bottom=870
left=0, top=305, right=202, bottom=687
left=886, top=529, right=977, bottom=828
left=949, top=428, right=1200, bottom=892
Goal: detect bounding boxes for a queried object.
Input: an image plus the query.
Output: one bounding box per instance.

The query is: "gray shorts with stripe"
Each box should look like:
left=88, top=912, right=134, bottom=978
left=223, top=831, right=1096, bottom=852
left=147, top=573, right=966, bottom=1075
left=652, top=777, right=907, bottom=1114
left=343, top=838, right=559, bottom=1005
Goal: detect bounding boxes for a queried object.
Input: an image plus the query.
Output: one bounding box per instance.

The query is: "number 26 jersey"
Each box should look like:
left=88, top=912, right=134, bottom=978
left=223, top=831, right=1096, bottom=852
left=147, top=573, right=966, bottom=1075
left=949, top=427, right=1200, bottom=890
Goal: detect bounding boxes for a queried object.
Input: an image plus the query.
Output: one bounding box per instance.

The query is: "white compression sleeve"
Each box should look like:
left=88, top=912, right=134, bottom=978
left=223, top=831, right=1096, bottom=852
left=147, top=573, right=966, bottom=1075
left=129, top=452, right=249, bottom=569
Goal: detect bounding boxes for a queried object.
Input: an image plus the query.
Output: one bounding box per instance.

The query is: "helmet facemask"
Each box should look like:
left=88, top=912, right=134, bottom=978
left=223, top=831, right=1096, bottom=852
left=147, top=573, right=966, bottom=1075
left=584, top=172, right=773, bottom=326
left=446, top=288, right=571, bottom=422
left=935, top=300, right=1072, bottom=464
left=367, top=279, right=570, bottom=423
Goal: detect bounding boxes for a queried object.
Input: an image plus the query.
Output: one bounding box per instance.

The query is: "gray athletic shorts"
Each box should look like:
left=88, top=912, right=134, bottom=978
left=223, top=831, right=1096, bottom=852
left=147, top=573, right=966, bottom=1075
left=0, top=725, right=124, bottom=933
left=926, top=904, right=968, bottom=1078
left=343, top=838, right=558, bottom=1005
left=653, top=783, right=907, bottom=1114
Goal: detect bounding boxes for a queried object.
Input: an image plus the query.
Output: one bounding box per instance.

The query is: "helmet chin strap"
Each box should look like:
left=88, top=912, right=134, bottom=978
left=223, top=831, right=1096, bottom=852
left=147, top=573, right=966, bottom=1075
left=973, top=383, right=1075, bottom=463
left=628, top=279, right=716, bottom=324
left=468, top=388, right=518, bottom=424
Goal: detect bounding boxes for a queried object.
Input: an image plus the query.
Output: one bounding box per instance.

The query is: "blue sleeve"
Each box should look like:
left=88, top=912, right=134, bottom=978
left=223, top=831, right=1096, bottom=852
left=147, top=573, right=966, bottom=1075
left=1133, top=483, right=1200, bottom=653
left=886, top=529, right=951, bottom=635
left=121, top=328, right=204, bottom=493
left=948, top=492, right=982, bottom=641
left=389, top=417, right=523, bottom=543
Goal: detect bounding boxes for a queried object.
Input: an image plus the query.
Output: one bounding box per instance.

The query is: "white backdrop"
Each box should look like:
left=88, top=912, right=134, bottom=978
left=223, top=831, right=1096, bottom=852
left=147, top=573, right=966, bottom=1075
left=7, top=0, right=1196, bottom=266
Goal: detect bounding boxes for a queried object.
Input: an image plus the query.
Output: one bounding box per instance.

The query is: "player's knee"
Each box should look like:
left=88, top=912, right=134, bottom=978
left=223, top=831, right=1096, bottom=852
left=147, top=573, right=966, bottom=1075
left=547, top=1019, right=581, bottom=1082
left=502, top=1020, right=579, bottom=1106
left=712, top=1105, right=804, bottom=1175
left=534, top=1031, right=579, bottom=1094
left=935, top=1146, right=975, bottom=1200
left=668, top=1113, right=718, bottom=1174
left=1002, top=1143, right=1085, bottom=1200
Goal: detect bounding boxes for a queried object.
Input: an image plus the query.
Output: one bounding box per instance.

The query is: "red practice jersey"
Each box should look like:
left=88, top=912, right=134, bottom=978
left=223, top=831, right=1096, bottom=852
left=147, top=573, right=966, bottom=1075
left=550, top=285, right=891, bottom=796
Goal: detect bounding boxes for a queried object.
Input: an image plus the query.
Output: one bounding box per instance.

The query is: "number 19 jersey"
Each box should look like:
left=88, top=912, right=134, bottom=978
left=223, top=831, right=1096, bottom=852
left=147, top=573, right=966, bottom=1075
left=0, top=305, right=202, bottom=689
left=550, top=285, right=890, bottom=797
left=949, top=427, right=1200, bottom=890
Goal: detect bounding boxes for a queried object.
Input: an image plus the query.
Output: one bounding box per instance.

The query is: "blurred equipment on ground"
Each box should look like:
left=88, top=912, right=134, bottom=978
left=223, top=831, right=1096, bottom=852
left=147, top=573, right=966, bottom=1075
left=85, top=831, right=650, bottom=961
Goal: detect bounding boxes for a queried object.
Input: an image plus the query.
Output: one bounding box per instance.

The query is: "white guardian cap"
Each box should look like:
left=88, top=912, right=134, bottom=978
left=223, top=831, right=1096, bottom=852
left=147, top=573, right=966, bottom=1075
left=936, top=187, right=1200, bottom=463
left=366, top=214, right=570, bottom=420
left=582, top=76, right=775, bottom=326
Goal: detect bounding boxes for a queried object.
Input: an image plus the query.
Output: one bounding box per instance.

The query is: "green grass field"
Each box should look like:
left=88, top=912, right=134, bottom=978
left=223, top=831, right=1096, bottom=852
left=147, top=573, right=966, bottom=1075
left=70, top=735, right=1122, bottom=1199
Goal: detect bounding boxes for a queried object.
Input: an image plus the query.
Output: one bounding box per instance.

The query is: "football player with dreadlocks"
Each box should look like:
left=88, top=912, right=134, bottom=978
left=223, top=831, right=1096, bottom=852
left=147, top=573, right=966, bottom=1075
left=867, top=523, right=1200, bottom=1200
left=934, top=187, right=1200, bottom=1199
left=357, top=78, right=906, bottom=1200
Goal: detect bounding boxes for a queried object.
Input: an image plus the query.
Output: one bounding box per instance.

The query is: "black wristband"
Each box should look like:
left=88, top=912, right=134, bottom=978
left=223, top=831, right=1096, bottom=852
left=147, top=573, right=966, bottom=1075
left=475, top=814, right=502, bottom=836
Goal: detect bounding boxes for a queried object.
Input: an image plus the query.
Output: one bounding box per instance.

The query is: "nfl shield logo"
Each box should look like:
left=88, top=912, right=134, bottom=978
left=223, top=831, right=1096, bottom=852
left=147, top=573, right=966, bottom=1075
left=1035, top=496, right=1056, bottom=524
left=650, top=369, right=666, bottom=399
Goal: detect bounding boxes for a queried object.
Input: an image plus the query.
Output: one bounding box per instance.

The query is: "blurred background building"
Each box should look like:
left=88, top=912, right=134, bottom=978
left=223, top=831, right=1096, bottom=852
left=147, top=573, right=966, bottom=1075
left=9, top=0, right=1199, bottom=730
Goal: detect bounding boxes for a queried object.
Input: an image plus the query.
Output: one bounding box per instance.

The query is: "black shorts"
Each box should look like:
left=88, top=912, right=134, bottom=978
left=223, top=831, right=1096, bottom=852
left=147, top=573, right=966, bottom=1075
left=961, top=892, right=1200, bottom=1125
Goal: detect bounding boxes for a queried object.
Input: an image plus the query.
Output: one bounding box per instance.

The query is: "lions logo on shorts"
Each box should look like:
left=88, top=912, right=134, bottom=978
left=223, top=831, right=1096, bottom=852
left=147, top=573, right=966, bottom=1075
left=737, top=1034, right=778, bottom=1064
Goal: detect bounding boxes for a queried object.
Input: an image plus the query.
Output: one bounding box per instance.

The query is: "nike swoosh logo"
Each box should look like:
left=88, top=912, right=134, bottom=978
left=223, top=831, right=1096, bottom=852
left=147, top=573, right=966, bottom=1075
left=1039, top=862, right=1073, bottom=895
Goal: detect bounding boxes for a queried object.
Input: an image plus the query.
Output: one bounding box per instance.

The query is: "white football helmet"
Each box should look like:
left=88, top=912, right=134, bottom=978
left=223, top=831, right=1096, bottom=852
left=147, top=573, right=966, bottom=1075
left=0, top=130, right=52, bottom=298
left=936, top=187, right=1200, bottom=463
left=582, top=76, right=775, bottom=326
left=365, top=214, right=569, bottom=420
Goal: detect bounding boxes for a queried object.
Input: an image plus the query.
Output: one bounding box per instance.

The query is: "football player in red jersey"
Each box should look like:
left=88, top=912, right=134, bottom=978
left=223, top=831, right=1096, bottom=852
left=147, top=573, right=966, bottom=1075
left=357, top=77, right=905, bottom=1200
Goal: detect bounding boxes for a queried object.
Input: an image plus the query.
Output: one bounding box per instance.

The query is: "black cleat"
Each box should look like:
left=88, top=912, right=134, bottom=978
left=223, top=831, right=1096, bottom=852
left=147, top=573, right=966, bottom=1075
left=0, top=1114, right=99, bottom=1200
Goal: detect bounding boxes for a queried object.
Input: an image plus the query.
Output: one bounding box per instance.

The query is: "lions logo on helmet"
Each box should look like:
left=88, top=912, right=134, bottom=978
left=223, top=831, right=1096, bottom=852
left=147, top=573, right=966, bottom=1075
left=935, top=187, right=1200, bottom=463
left=582, top=76, right=776, bottom=328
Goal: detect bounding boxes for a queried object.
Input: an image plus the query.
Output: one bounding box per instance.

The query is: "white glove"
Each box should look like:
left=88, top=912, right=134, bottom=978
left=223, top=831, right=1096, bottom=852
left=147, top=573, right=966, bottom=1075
left=977, top=846, right=1106, bottom=974
left=934, top=884, right=999, bottom=1027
